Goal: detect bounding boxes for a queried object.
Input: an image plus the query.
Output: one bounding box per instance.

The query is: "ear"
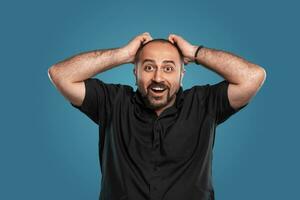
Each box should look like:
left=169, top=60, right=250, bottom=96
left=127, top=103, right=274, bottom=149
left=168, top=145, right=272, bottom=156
left=133, top=65, right=137, bottom=76
left=181, top=67, right=185, bottom=76
left=133, top=65, right=138, bottom=85
left=180, top=67, right=185, bottom=86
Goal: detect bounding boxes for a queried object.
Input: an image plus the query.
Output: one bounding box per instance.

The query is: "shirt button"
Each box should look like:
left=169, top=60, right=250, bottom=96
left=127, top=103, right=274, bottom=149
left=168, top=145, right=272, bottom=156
left=154, top=166, right=159, bottom=171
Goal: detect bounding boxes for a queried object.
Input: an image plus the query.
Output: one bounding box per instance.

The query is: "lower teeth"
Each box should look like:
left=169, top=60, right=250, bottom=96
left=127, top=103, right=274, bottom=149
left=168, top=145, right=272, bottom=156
left=152, top=89, right=164, bottom=92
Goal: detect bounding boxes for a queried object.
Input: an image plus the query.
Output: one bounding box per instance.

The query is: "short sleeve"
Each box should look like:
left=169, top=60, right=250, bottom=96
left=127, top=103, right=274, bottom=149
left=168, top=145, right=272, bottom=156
left=208, top=80, right=248, bottom=125
left=70, top=78, right=122, bottom=126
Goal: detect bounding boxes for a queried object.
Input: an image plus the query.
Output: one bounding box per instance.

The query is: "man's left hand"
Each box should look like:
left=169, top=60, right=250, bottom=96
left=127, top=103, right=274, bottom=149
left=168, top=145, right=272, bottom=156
left=168, top=34, right=198, bottom=65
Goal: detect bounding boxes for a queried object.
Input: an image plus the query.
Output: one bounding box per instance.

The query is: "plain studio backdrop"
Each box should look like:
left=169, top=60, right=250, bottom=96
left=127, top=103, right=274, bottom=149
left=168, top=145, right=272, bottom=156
left=0, top=0, right=299, bottom=199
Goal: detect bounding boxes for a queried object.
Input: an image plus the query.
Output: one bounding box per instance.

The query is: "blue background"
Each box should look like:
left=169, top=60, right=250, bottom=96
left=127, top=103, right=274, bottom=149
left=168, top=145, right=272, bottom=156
left=1, top=0, right=299, bottom=199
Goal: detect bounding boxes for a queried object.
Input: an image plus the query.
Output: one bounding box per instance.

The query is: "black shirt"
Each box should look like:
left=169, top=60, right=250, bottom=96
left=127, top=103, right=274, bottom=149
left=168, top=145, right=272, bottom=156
left=71, top=78, right=247, bottom=200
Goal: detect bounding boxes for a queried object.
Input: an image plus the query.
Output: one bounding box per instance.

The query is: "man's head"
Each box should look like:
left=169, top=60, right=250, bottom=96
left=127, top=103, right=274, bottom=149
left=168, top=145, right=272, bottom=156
left=133, top=39, right=185, bottom=111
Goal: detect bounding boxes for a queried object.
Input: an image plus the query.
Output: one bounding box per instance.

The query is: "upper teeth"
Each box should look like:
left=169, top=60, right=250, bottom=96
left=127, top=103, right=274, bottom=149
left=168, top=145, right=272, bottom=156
left=153, top=87, right=164, bottom=90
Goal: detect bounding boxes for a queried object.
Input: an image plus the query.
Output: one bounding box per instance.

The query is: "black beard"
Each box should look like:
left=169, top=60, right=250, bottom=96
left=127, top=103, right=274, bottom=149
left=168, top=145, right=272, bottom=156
left=140, top=88, right=177, bottom=110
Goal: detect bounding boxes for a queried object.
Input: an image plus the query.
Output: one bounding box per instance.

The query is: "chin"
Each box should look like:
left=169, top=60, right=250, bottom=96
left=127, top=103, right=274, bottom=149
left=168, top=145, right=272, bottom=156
left=148, top=100, right=168, bottom=110
left=147, top=92, right=176, bottom=110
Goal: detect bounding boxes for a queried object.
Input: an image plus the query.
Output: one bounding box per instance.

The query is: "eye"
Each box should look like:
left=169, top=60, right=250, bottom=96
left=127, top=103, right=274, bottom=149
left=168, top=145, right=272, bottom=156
left=163, top=66, right=174, bottom=73
left=144, top=65, right=154, bottom=72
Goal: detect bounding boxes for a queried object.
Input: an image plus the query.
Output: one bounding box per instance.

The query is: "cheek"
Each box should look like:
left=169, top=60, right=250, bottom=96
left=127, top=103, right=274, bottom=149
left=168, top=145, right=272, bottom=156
left=137, top=73, right=152, bottom=88
left=169, top=74, right=181, bottom=87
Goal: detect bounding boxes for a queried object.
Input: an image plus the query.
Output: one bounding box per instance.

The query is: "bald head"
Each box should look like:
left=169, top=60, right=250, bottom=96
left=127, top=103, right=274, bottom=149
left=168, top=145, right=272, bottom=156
left=134, top=39, right=184, bottom=69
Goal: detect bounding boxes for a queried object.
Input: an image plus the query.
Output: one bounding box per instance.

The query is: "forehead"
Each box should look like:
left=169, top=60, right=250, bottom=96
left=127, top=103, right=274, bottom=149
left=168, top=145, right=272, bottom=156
left=139, top=42, right=181, bottom=64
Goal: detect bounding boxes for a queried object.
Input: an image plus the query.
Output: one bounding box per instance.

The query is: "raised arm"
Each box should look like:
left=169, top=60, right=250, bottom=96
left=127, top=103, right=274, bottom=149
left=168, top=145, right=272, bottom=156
left=168, top=34, right=267, bottom=110
left=47, top=32, right=152, bottom=106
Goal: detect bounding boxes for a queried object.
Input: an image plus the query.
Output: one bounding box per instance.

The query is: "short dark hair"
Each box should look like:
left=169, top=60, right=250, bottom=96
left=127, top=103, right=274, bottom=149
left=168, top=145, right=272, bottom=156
left=134, top=38, right=184, bottom=68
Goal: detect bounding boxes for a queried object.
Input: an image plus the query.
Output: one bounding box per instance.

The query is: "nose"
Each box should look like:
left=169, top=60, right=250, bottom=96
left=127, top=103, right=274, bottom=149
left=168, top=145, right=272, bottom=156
left=152, top=68, right=163, bottom=82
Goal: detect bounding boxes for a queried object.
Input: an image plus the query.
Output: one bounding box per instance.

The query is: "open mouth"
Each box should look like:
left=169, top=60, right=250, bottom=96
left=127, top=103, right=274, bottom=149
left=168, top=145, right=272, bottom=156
left=149, top=86, right=167, bottom=94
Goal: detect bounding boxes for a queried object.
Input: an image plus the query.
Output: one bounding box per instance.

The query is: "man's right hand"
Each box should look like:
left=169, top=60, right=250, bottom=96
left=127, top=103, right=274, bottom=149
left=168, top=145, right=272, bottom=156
left=122, top=32, right=153, bottom=64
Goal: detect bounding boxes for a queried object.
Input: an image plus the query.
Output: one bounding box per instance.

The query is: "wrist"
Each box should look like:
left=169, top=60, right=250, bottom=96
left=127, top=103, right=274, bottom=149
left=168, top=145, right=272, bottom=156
left=118, top=47, right=132, bottom=64
left=194, top=45, right=204, bottom=65
left=190, top=45, right=199, bottom=61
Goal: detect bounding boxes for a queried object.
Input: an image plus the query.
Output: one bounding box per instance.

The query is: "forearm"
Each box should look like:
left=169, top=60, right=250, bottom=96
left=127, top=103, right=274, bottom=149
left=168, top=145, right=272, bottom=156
left=48, top=47, right=129, bottom=83
left=195, top=47, right=265, bottom=85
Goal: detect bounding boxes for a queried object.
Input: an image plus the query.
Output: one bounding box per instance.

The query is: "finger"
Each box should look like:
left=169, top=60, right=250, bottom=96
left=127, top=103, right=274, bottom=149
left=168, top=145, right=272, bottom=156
left=168, top=34, right=175, bottom=44
left=142, top=35, right=151, bottom=42
left=143, top=33, right=153, bottom=41
left=145, top=34, right=153, bottom=40
left=144, top=32, right=153, bottom=40
left=143, top=32, right=151, bottom=37
left=146, top=37, right=153, bottom=43
left=137, top=32, right=150, bottom=40
left=140, top=34, right=148, bottom=41
left=168, top=34, right=178, bottom=44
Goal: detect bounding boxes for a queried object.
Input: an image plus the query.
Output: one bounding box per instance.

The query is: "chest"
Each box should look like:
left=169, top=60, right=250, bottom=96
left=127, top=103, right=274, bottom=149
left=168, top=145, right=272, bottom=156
left=111, top=100, right=216, bottom=162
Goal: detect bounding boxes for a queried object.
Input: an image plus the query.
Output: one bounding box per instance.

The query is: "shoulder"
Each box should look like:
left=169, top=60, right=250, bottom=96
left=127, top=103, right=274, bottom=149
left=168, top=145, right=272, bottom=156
left=182, top=83, right=211, bottom=102
left=84, top=78, right=134, bottom=102
left=87, top=78, right=133, bottom=91
left=184, top=81, right=229, bottom=96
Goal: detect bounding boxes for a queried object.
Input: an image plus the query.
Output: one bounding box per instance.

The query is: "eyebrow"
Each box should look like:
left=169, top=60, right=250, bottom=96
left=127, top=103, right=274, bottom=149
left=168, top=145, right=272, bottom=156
left=142, top=59, right=176, bottom=66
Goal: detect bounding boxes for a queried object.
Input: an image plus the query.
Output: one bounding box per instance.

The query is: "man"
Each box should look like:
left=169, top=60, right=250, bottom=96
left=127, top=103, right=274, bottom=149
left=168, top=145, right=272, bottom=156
left=48, top=32, right=266, bottom=200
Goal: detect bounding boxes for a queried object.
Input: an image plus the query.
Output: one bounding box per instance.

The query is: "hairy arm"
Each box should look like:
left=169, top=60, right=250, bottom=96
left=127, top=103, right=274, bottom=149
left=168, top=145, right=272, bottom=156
left=48, top=48, right=129, bottom=84
left=48, top=48, right=129, bottom=106
left=47, top=32, right=153, bottom=107
left=168, top=34, right=267, bottom=110
left=195, top=47, right=266, bottom=110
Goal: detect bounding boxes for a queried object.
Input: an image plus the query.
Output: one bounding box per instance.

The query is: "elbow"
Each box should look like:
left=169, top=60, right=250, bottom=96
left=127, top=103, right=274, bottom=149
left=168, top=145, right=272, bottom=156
left=256, top=66, right=267, bottom=86
left=244, top=65, right=267, bottom=89
left=246, top=66, right=266, bottom=90
left=47, top=65, right=59, bottom=85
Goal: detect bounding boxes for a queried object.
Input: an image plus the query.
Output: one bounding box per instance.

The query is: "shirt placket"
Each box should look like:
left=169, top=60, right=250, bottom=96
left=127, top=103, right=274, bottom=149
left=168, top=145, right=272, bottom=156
left=149, top=118, right=162, bottom=200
